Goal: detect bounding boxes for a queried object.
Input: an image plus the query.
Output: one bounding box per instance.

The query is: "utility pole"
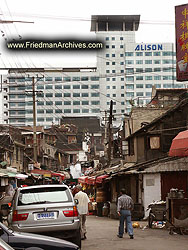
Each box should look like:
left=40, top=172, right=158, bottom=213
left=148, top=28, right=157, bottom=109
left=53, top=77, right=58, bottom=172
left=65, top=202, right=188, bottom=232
left=107, top=100, right=113, bottom=165
left=104, top=110, right=108, bottom=158
left=32, top=76, right=37, bottom=163
left=100, top=110, right=108, bottom=158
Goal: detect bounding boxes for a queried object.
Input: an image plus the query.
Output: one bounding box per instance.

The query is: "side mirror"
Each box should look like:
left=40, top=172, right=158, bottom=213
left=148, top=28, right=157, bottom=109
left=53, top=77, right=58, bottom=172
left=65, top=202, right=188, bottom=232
left=74, top=199, right=79, bottom=205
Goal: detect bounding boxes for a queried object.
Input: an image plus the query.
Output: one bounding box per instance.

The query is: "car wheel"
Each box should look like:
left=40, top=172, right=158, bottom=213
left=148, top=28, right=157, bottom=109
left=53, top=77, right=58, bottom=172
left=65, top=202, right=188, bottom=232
left=72, top=229, right=81, bottom=248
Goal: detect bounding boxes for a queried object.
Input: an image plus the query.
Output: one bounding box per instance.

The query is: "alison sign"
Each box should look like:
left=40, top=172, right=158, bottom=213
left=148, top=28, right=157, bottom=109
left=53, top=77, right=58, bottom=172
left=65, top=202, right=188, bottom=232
left=175, top=4, right=188, bottom=81
left=135, top=44, right=163, bottom=51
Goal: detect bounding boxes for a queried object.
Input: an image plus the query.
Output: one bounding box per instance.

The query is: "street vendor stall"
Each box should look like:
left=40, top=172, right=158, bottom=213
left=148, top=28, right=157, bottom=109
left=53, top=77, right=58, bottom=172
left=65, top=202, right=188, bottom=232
left=78, top=174, right=111, bottom=216
left=167, top=196, right=188, bottom=234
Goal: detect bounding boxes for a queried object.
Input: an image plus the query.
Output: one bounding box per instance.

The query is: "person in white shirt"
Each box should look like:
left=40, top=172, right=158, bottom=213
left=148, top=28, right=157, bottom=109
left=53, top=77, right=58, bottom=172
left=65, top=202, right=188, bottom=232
left=74, top=185, right=90, bottom=240
left=5, top=182, right=15, bottom=196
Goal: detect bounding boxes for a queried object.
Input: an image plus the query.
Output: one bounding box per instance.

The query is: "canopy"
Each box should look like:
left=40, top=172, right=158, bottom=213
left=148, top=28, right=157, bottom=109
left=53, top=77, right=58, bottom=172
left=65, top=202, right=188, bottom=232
left=7, top=172, right=17, bottom=178
left=78, top=176, right=88, bottom=184
left=15, top=173, right=28, bottom=179
left=0, top=161, right=8, bottom=167
left=86, top=176, right=96, bottom=185
left=96, top=174, right=109, bottom=184
left=169, top=130, right=188, bottom=157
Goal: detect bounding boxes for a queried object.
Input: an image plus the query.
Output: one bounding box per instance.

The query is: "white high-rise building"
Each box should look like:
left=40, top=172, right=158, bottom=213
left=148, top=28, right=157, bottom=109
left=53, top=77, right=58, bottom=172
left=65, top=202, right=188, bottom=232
left=5, top=67, right=100, bottom=127
left=92, top=15, right=139, bottom=124
left=92, top=15, right=187, bottom=125
left=1, top=15, right=187, bottom=127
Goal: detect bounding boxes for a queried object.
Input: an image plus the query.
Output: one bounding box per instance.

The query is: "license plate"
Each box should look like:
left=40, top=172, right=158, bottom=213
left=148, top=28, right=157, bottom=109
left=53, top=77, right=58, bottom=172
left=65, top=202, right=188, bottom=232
left=36, top=212, right=55, bottom=220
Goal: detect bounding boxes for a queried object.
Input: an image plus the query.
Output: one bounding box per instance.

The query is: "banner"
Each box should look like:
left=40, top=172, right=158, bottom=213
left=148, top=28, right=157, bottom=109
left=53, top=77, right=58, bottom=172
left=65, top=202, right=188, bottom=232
left=176, top=4, right=188, bottom=81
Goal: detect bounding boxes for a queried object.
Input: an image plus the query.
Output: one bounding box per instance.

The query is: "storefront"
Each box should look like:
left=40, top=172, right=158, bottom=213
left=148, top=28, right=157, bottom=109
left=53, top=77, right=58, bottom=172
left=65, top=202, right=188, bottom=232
left=78, top=174, right=110, bottom=216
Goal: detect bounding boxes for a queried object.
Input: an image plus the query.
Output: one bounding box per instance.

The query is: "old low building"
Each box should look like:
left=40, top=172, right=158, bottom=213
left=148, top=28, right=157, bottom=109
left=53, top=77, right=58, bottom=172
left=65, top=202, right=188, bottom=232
left=122, top=97, right=188, bottom=216
left=0, top=125, right=25, bottom=172
left=20, top=126, right=65, bottom=172
left=60, top=116, right=105, bottom=160
left=84, top=92, right=188, bottom=219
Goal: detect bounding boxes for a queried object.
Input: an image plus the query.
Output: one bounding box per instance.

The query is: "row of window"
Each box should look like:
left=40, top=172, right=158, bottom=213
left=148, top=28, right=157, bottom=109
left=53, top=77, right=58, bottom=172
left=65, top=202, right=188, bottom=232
left=10, top=93, right=100, bottom=99
left=106, top=60, right=176, bottom=65
left=105, top=68, right=175, bottom=74
left=106, top=86, right=125, bottom=89
left=106, top=69, right=125, bottom=73
left=125, top=51, right=176, bottom=57
left=9, top=104, right=100, bottom=115
left=128, top=75, right=176, bottom=81
left=106, top=45, right=124, bottom=49
left=126, top=67, right=176, bottom=73
left=9, top=92, right=100, bottom=99
left=10, top=84, right=100, bottom=91
left=24, top=100, right=100, bottom=106
left=125, top=83, right=184, bottom=89
left=105, top=60, right=176, bottom=72
left=105, top=37, right=124, bottom=41
left=35, top=109, right=101, bottom=115
left=106, top=93, right=124, bottom=97
left=106, top=75, right=176, bottom=82
left=124, top=59, right=176, bottom=65
left=9, top=76, right=100, bottom=83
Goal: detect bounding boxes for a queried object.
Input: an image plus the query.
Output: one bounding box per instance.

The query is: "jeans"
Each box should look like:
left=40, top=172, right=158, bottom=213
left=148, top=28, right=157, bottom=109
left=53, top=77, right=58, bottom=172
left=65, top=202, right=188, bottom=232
left=118, top=210, right=133, bottom=236
left=80, top=214, right=87, bottom=238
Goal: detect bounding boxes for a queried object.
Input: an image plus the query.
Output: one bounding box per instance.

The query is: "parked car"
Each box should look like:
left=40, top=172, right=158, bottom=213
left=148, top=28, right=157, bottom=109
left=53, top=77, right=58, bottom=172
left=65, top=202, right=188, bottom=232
left=0, top=193, right=12, bottom=222
left=6, top=184, right=81, bottom=248
left=0, top=222, right=79, bottom=250
left=0, top=237, right=14, bottom=250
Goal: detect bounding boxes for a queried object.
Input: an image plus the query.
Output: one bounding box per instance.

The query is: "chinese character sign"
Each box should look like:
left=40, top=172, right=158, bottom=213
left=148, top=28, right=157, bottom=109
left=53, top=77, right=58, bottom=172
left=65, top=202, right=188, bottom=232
left=176, top=4, right=188, bottom=81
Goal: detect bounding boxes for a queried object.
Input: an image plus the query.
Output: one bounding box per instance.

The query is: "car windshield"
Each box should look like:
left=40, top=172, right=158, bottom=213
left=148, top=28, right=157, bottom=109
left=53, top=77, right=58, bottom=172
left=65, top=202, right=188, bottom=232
left=18, top=186, right=72, bottom=206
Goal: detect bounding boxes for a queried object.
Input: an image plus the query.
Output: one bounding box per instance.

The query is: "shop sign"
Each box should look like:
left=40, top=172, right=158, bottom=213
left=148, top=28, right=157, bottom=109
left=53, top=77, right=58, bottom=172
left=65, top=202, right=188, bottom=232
left=175, top=4, right=188, bottom=81
left=135, top=44, right=163, bottom=51
left=28, top=164, right=34, bottom=171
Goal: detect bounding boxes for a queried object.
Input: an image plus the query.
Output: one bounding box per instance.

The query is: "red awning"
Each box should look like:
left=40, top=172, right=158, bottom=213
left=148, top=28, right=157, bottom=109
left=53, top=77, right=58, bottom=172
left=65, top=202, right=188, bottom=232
left=86, top=176, right=96, bottom=185
left=96, top=174, right=109, bottom=184
left=78, top=176, right=88, bottom=184
left=169, top=130, right=188, bottom=157
left=51, top=172, right=65, bottom=178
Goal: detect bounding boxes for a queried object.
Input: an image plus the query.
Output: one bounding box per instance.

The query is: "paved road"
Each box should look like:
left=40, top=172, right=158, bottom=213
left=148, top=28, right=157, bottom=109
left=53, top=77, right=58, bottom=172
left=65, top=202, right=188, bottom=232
left=82, top=215, right=188, bottom=250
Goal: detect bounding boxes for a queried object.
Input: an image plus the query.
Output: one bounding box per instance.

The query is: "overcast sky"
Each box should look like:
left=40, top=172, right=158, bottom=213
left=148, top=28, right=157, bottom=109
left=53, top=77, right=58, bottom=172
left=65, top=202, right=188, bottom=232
left=0, top=0, right=187, bottom=68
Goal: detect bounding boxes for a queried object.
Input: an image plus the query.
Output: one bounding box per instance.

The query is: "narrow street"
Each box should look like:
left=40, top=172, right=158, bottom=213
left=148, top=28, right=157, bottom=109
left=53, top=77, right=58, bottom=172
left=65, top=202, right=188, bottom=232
left=82, top=216, right=188, bottom=250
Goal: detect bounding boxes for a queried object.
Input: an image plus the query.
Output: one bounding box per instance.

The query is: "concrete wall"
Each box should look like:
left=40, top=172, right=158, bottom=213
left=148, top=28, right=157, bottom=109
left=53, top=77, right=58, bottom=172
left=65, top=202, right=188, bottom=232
left=143, top=173, right=161, bottom=217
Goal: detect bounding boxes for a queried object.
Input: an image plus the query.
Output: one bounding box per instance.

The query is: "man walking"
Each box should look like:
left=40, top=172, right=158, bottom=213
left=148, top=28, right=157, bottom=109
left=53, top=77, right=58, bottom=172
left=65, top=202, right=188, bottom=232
left=74, top=185, right=90, bottom=240
left=117, top=188, right=134, bottom=239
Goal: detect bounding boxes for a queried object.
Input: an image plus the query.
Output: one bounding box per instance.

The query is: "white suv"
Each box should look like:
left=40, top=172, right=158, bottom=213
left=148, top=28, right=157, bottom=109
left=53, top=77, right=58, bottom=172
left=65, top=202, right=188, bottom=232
left=7, top=184, right=81, bottom=248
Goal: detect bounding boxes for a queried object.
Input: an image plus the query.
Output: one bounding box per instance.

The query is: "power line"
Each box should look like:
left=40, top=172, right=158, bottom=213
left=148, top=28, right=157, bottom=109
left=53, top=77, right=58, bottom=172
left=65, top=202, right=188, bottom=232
left=0, top=11, right=176, bottom=25
left=0, top=9, right=87, bottom=158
